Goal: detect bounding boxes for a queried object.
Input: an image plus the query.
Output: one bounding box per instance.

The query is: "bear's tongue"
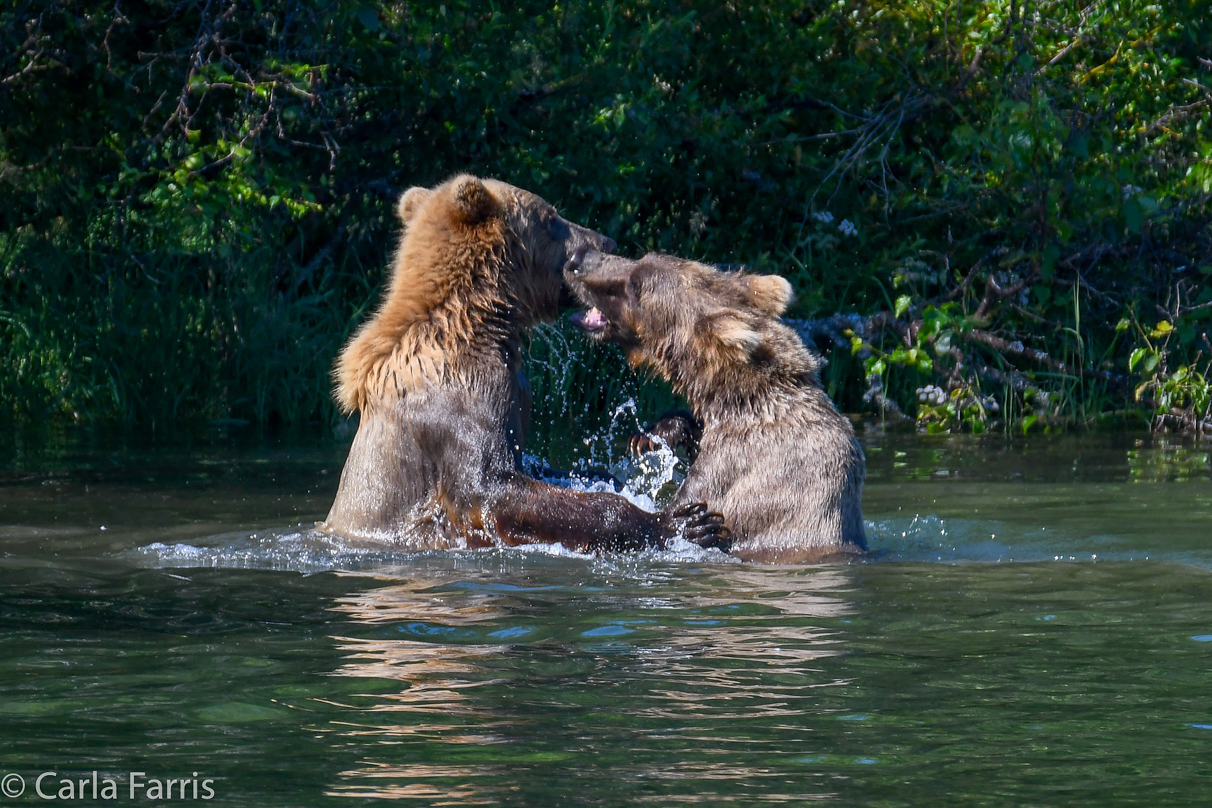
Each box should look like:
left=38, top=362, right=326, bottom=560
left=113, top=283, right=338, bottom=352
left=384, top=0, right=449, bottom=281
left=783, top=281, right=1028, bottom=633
left=571, top=307, right=608, bottom=332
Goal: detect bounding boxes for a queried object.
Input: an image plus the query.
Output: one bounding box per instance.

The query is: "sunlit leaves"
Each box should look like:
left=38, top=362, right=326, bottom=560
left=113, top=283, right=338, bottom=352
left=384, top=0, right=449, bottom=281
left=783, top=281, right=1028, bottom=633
left=0, top=0, right=1209, bottom=427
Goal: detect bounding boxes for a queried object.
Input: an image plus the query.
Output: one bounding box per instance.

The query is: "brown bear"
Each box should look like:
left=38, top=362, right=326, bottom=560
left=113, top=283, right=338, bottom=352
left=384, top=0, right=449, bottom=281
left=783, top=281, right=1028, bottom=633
left=563, top=248, right=866, bottom=563
left=321, top=175, right=727, bottom=553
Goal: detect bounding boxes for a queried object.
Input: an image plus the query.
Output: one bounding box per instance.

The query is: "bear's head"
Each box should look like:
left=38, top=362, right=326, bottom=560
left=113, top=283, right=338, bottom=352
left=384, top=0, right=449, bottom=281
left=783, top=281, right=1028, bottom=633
left=335, top=175, right=614, bottom=414
left=563, top=250, right=812, bottom=406
left=391, top=175, right=615, bottom=326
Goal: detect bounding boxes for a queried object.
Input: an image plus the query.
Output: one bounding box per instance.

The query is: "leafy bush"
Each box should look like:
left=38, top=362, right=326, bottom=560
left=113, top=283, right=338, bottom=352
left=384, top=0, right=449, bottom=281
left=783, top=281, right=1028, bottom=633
left=1, top=1, right=1209, bottom=432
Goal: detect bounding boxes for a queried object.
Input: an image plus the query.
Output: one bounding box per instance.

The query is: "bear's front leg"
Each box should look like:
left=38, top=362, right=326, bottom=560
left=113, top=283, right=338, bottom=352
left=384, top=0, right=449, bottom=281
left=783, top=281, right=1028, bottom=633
left=488, top=473, right=728, bottom=553
left=629, top=409, right=702, bottom=458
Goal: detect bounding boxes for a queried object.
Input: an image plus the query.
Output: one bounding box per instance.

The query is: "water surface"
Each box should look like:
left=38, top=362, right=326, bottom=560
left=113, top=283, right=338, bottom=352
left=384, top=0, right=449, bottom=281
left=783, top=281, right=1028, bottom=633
left=1, top=430, right=1210, bottom=806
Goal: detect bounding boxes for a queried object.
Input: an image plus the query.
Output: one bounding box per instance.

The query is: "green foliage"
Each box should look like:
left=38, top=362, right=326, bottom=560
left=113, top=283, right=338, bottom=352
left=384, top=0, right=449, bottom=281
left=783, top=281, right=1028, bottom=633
left=1, top=0, right=1209, bottom=433
left=915, top=382, right=1001, bottom=435
left=1128, top=315, right=1212, bottom=434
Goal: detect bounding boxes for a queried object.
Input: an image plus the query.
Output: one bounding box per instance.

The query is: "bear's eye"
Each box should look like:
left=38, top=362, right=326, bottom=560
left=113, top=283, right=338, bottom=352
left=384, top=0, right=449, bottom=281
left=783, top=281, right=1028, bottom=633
left=544, top=211, right=568, bottom=240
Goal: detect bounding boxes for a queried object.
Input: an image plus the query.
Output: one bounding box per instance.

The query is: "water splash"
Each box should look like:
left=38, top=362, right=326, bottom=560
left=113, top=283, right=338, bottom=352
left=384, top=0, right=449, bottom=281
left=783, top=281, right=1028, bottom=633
left=133, top=407, right=716, bottom=574
left=525, top=396, right=687, bottom=513
left=134, top=529, right=416, bottom=572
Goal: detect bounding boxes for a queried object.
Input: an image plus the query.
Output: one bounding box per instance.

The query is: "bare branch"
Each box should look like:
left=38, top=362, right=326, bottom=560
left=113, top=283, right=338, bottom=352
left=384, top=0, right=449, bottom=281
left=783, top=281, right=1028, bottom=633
left=974, top=273, right=1034, bottom=321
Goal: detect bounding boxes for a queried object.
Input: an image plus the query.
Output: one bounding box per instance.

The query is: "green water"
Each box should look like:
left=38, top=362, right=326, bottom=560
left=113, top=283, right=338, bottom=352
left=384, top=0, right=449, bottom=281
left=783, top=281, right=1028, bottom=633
left=2, top=431, right=1211, bottom=806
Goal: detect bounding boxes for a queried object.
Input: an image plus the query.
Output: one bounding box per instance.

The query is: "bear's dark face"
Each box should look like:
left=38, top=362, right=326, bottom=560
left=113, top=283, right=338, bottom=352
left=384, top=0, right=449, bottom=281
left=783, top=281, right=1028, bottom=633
left=494, top=181, right=617, bottom=322
left=493, top=181, right=615, bottom=272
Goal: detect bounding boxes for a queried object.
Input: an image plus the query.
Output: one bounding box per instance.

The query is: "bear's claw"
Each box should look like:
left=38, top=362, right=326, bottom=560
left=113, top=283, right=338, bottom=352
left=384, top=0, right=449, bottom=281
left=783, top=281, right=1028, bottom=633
left=629, top=432, right=663, bottom=456
left=629, top=411, right=701, bottom=458
left=671, top=502, right=732, bottom=553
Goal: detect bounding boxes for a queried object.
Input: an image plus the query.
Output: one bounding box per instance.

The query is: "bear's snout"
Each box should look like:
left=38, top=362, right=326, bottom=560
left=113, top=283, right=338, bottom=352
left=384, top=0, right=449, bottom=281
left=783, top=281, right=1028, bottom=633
left=564, top=247, right=616, bottom=279
left=565, top=244, right=590, bottom=275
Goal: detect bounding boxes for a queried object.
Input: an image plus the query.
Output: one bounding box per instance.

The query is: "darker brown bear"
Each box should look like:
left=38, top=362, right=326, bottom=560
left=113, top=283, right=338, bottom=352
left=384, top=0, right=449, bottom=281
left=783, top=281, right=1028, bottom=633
left=564, top=249, right=866, bottom=563
left=323, top=175, right=726, bottom=552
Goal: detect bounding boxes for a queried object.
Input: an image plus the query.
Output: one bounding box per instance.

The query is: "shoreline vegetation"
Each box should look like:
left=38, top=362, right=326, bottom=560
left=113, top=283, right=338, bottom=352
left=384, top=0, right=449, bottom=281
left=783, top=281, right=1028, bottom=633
left=2, top=1, right=1210, bottom=436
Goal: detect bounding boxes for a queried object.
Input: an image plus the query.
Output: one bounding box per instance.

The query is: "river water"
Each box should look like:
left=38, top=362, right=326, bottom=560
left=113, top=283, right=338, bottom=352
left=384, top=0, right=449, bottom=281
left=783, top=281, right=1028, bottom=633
left=1, top=429, right=1210, bottom=806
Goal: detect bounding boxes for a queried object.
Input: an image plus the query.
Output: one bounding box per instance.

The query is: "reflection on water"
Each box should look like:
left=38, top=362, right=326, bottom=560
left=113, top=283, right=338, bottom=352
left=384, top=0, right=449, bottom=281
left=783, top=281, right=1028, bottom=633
left=319, top=565, right=859, bottom=800
left=330, top=577, right=509, bottom=727
left=1127, top=440, right=1211, bottom=482
left=326, top=578, right=530, bottom=801
left=328, top=768, right=499, bottom=805
left=2, top=432, right=1212, bottom=806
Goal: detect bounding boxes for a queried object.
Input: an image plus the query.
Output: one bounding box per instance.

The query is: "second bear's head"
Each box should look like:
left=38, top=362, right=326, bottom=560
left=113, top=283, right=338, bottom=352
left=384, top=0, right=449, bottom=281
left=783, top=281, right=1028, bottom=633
left=392, top=175, right=615, bottom=326
left=564, top=250, right=810, bottom=393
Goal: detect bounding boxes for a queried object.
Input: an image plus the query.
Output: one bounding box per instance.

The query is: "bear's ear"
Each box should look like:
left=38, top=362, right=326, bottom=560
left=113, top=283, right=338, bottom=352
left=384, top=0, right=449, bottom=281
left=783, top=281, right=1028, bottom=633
left=710, top=313, right=762, bottom=353
left=397, top=187, right=433, bottom=224
left=450, top=176, right=499, bottom=225
left=742, top=274, right=794, bottom=317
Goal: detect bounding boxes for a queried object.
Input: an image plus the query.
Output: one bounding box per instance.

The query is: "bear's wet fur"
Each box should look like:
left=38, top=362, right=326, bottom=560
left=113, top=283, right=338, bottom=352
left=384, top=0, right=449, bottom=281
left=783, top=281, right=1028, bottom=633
left=323, top=175, right=727, bottom=552
left=565, top=249, right=866, bottom=563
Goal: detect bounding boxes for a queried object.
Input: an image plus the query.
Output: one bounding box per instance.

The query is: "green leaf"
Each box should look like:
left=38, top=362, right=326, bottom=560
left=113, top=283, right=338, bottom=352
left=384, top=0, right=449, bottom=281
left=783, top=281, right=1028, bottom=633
left=1115, top=318, right=1130, bottom=332
left=894, top=295, right=912, bottom=319
left=951, top=125, right=976, bottom=148
left=1142, top=353, right=1160, bottom=373
left=1129, top=347, right=1148, bottom=371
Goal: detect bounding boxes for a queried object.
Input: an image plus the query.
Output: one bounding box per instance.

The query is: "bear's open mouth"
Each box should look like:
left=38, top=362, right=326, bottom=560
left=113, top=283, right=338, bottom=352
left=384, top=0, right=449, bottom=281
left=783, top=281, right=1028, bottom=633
left=571, top=307, right=608, bottom=333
